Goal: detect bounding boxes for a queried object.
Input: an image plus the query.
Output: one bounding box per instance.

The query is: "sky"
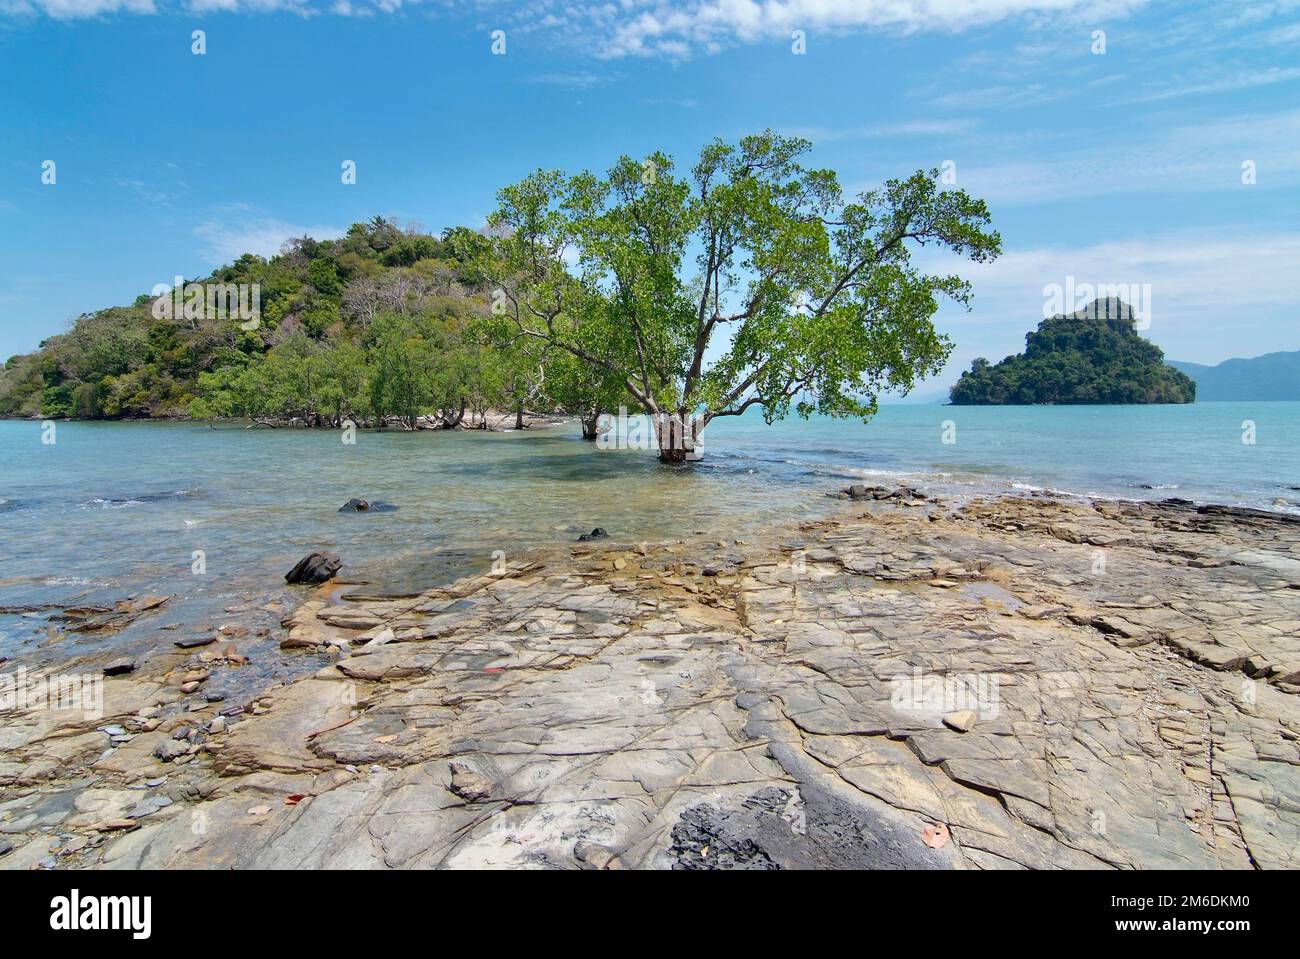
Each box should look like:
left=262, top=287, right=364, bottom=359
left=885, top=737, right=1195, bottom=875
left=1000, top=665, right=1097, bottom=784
left=1, top=0, right=1298, bottom=394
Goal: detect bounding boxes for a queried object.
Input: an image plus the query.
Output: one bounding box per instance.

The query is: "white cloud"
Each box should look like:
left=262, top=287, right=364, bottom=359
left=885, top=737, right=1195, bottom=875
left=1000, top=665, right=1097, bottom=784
left=1, top=0, right=1149, bottom=47
left=185, top=0, right=313, bottom=13
left=589, top=0, right=1149, bottom=58
left=3, top=0, right=155, bottom=16
left=194, top=211, right=345, bottom=264
left=529, top=70, right=615, bottom=89
left=1123, top=65, right=1300, bottom=103
left=789, top=118, right=978, bottom=142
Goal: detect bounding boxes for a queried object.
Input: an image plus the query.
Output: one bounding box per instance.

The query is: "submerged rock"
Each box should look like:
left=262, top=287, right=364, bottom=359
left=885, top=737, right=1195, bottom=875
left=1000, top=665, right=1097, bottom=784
left=285, top=552, right=342, bottom=584
left=338, top=498, right=399, bottom=513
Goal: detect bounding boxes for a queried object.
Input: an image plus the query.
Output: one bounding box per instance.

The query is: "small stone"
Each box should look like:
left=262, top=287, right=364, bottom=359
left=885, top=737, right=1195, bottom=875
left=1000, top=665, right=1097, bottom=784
left=91, top=820, right=138, bottom=833
left=942, top=710, right=977, bottom=732
left=128, top=796, right=173, bottom=819
left=103, top=659, right=136, bottom=677
left=448, top=761, right=493, bottom=802
left=154, top=740, right=189, bottom=762
left=208, top=716, right=227, bottom=735
left=173, top=636, right=216, bottom=649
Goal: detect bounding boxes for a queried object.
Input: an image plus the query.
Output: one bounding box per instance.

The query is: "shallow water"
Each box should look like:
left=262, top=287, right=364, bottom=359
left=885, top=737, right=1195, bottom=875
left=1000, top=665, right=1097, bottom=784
left=2, top=401, right=1297, bottom=664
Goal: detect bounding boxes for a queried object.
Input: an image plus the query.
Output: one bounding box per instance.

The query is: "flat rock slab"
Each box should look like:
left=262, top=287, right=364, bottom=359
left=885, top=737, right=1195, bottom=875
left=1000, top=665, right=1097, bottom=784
left=5, top=492, right=1299, bottom=870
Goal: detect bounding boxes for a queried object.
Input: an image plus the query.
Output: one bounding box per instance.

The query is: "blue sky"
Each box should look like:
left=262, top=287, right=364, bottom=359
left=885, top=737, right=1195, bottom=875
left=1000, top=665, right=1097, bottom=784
left=1, top=0, right=1298, bottom=392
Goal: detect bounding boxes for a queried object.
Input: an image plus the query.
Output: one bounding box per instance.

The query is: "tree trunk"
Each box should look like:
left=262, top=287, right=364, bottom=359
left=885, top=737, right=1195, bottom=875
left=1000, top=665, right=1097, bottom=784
left=654, top=411, right=703, bottom=463
left=580, top=407, right=602, bottom=441
left=515, top=403, right=526, bottom=430
left=440, top=400, right=466, bottom=430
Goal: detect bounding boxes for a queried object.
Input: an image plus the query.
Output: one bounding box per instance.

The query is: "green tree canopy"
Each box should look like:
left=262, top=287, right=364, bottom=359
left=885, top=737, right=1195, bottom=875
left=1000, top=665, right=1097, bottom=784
left=485, top=130, right=1001, bottom=460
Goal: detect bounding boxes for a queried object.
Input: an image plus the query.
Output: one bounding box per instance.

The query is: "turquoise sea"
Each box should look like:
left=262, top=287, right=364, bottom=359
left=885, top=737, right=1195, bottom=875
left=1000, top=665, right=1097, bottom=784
left=2, top=402, right=1298, bottom=668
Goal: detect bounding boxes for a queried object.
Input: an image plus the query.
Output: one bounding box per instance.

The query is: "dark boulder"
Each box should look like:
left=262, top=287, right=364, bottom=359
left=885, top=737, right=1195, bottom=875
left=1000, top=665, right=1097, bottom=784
left=577, top=527, right=608, bottom=542
left=285, top=552, right=342, bottom=584
left=338, top=498, right=398, bottom=513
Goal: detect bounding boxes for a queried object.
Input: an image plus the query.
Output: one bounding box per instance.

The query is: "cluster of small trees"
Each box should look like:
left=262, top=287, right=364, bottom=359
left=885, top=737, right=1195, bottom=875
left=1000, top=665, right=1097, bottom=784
left=2, top=217, right=612, bottom=430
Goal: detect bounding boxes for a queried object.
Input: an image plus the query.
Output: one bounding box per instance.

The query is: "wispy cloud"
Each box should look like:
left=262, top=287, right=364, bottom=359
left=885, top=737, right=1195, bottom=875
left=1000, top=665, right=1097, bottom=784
left=789, top=118, right=978, bottom=143
left=529, top=70, right=616, bottom=89
left=1, top=0, right=1150, bottom=52
left=938, top=107, right=1300, bottom=204
left=194, top=207, right=345, bottom=264
left=1, top=0, right=155, bottom=16
left=584, top=0, right=1149, bottom=59
left=1122, top=65, right=1300, bottom=102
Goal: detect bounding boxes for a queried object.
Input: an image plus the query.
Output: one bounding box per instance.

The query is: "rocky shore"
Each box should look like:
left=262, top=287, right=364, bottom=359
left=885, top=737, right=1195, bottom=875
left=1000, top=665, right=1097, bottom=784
left=3, top=491, right=1298, bottom=870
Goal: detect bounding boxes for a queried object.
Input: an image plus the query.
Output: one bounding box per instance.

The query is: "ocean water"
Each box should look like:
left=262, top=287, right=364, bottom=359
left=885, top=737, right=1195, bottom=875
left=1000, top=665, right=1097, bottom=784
left=2, top=401, right=1298, bottom=665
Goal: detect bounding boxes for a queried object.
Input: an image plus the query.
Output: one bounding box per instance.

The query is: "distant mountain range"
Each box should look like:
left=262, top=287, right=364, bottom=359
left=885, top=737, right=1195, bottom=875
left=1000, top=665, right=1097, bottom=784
left=1168, top=352, right=1300, bottom=401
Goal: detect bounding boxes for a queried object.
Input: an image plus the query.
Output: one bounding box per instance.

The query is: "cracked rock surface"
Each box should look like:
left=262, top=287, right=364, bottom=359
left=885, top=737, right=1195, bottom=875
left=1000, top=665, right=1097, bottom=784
left=3, top=493, right=1298, bottom=870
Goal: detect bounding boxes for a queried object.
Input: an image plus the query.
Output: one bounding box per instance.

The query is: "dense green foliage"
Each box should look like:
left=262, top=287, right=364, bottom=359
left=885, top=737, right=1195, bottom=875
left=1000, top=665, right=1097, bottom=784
left=487, top=130, right=1002, bottom=459
left=949, top=299, right=1196, bottom=405
left=0, top=218, right=574, bottom=428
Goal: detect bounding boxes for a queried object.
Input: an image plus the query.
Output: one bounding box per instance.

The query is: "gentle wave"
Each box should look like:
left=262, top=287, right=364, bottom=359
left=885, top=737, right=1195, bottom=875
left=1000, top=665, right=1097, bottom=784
left=76, top=488, right=202, bottom=509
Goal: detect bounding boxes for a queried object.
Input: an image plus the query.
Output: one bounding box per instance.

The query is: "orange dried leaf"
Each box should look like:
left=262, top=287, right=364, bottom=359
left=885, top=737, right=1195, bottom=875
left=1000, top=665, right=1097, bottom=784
left=922, top=822, right=950, bottom=849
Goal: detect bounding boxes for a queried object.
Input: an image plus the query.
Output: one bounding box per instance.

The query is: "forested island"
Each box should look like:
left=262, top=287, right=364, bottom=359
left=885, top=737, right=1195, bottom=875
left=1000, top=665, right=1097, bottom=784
left=949, top=298, right=1196, bottom=405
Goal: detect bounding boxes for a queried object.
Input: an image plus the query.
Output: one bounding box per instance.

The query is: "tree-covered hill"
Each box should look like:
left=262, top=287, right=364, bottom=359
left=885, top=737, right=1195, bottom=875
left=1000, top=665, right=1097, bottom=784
left=0, top=216, right=618, bottom=430
left=949, top=298, right=1196, bottom=405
